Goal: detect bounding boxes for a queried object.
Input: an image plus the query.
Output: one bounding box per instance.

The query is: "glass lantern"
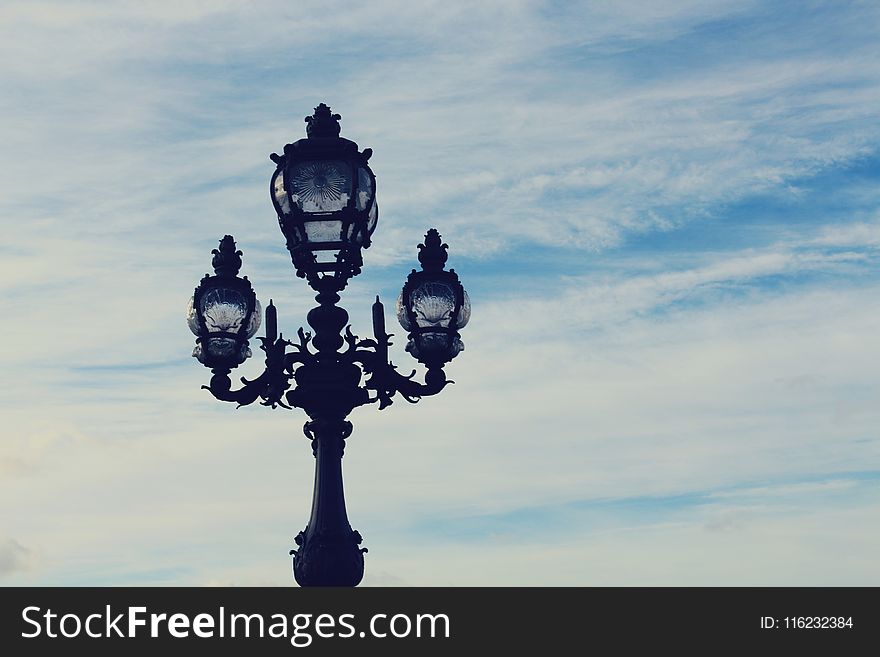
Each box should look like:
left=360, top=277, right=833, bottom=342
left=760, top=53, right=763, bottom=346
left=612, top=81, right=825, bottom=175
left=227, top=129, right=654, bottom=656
left=397, top=229, right=470, bottom=366
left=187, top=235, right=261, bottom=370
left=270, top=103, right=378, bottom=288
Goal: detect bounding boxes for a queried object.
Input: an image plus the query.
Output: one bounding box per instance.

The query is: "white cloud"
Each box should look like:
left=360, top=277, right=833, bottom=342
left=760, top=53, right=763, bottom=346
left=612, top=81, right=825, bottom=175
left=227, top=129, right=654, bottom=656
left=812, top=219, right=880, bottom=248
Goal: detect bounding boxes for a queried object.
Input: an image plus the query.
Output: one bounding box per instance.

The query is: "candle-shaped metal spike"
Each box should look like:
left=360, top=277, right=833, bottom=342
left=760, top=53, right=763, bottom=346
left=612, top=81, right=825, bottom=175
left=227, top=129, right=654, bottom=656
left=372, top=295, right=385, bottom=337
left=266, top=299, right=278, bottom=343
left=372, top=295, right=388, bottom=361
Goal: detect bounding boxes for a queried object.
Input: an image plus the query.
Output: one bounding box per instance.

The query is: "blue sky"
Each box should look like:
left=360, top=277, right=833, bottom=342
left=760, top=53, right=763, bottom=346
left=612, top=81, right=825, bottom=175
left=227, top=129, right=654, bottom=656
left=1, top=0, right=879, bottom=585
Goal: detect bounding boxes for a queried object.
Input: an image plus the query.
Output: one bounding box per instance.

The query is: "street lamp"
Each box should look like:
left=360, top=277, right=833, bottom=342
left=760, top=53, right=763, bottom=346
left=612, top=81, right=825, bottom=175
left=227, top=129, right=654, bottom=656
left=187, top=104, right=469, bottom=587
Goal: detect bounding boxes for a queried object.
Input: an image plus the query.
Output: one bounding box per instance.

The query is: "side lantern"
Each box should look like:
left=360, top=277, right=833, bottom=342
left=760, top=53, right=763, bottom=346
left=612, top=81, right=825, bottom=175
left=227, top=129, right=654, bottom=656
left=187, top=235, right=261, bottom=370
left=396, top=229, right=470, bottom=367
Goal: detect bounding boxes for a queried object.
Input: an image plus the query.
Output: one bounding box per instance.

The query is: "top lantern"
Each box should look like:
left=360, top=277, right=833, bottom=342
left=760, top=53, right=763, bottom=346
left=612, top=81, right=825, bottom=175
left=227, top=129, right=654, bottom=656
left=270, top=103, right=378, bottom=290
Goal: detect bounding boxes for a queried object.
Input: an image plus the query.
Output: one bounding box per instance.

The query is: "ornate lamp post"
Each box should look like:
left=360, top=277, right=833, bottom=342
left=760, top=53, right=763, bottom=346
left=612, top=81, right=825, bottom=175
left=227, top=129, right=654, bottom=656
left=187, top=104, right=469, bottom=587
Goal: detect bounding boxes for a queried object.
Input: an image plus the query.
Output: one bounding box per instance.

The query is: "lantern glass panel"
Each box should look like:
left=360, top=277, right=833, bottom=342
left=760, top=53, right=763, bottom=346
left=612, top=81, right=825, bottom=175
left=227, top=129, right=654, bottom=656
left=201, top=288, right=247, bottom=333
left=273, top=170, right=290, bottom=214
left=314, top=249, right=340, bottom=264
left=186, top=295, right=200, bottom=335
left=395, top=290, right=410, bottom=330
left=248, top=299, right=262, bottom=337
left=303, top=219, right=343, bottom=243
left=457, top=290, right=471, bottom=328
left=367, top=202, right=378, bottom=235
left=356, top=167, right=373, bottom=211
left=288, top=160, right=351, bottom=213
left=410, top=281, right=456, bottom=328
left=194, top=289, right=261, bottom=338
left=347, top=202, right=377, bottom=245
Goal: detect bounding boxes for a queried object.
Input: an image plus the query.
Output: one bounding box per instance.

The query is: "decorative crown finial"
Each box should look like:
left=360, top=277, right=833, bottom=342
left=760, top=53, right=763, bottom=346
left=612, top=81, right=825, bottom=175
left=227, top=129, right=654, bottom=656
left=417, top=228, right=448, bottom=272
left=212, top=235, right=243, bottom=277
left=305, top=103, right=342, bottom=139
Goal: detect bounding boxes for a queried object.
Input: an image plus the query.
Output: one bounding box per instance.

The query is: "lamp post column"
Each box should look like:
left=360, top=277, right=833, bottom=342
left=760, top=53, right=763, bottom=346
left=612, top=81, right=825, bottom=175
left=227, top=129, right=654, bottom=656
left=293, top=417, right=365, bottom=587
left=289, top=283, right=367, bottom=587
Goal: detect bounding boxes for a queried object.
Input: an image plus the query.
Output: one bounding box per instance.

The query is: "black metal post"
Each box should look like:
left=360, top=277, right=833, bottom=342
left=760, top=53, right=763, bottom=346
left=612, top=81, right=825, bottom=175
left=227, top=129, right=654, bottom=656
left=292, top=417, right=365, bottom=586
left=288, top=281, right=367, bottom=586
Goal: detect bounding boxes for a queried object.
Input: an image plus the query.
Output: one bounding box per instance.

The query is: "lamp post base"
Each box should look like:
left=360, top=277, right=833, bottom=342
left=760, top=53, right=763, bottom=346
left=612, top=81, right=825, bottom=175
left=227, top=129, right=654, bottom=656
left=291, top=528, right=366, bottom=587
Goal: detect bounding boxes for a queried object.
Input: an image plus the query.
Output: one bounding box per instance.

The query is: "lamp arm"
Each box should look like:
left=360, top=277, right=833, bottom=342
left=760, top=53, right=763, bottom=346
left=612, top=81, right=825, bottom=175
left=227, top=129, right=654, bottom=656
left=367, top=362, right=451, bottom=408
left=350, top=338, right=451, bottom=408
left=203, top=331, right=295, bottom=409
left=203, top=369, right=270, bottom=407
left=342, top=293, right=452, bottom=409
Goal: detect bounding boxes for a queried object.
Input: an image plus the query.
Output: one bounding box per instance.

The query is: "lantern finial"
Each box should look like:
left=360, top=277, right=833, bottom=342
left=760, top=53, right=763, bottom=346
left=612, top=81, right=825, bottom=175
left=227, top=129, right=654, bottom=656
left=417, top=228, right=448, bottom=273
left=212, top=235, right=243, bottom=277
left=305, top=103, right=342, bottom=139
